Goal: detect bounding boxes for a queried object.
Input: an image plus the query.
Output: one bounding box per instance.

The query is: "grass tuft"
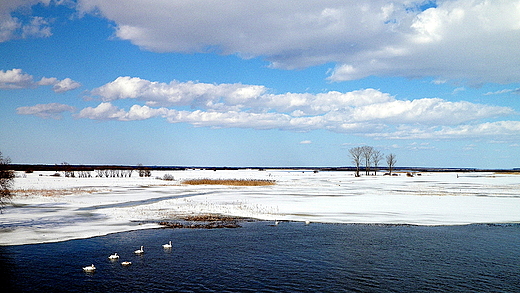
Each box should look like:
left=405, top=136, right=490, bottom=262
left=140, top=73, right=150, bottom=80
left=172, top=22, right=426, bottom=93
left=181, top=178, right=276, bottom=186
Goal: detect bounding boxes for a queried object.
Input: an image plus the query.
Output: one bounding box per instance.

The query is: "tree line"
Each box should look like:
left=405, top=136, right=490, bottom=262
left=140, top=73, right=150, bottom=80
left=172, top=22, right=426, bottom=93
left=60, top=162, right=151, bottom=178
left=349, top=146, right=397, bottom=177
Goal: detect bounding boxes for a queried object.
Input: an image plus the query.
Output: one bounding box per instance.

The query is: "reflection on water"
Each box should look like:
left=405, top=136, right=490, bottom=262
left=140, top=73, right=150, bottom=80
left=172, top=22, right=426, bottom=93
left=1, top=222, right=520, bottom=292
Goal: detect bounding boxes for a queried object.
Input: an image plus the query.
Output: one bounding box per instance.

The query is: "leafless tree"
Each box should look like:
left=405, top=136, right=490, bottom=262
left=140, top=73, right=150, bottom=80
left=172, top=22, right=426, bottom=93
left=386, top=153, right=397, bottom=175
left=0, top=152, right=15, bottom=206
left=361, top=146, right=375, bottom=176
left=62, top=162, right=75, bottom=178
left=349, top=147, right=363, bottom=177
left=372, top=150, right=384, bottom=175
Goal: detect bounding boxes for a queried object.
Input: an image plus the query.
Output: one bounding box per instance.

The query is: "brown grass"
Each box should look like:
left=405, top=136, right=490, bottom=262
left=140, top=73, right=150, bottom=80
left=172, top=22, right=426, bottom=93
left=181, top=178, right=276, bottom=186
left=12, top=188, right=107, bottom=197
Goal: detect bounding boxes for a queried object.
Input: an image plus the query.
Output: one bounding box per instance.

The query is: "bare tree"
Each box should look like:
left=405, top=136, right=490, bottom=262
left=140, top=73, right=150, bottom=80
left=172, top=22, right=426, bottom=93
left=0, top=152, right=15, bottom=207
left=349, top=147, right=363, bottom=177
left=62, top=162, right=75, bottom=178
left=137, top=164, right=151, bottom=177
left=361, top=146, right=374, bottom=176
left=386, top=153, right=397, bottom=175
left=372, top=150, right=384, bottom=176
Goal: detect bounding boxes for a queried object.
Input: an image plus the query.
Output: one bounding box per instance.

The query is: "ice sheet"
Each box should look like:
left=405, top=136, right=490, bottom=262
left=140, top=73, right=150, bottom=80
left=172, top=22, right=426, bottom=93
left=1, top=169, right=519, bottom=245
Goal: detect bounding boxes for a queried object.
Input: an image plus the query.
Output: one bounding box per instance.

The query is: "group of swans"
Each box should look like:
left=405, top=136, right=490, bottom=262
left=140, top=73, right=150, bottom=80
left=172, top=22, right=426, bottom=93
left=84, top=241, right=172, bottom=272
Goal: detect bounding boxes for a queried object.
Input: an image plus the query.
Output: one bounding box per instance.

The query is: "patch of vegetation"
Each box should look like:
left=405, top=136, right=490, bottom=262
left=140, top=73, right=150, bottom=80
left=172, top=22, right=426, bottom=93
left=161, top=174, right=175, bottom=181
left=181, top=178, right=276, bottom=186
left=159, top=214, right=250, bottom=229
left=494, top=171, right=520, bottom=175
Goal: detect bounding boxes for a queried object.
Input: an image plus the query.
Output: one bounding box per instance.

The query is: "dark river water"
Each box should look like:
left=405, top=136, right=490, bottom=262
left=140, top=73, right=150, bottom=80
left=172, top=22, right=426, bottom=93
left=1, top=221, right=520, bottom=292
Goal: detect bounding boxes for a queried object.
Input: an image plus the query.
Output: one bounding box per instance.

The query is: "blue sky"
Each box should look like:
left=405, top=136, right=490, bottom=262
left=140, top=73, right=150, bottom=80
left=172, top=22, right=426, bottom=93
left=1, top=0, right=519, bottom=168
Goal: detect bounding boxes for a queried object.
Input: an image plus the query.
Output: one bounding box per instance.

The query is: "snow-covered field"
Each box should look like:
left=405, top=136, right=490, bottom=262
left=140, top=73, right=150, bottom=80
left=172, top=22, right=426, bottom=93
left=1, top=169, right=519, bottom=246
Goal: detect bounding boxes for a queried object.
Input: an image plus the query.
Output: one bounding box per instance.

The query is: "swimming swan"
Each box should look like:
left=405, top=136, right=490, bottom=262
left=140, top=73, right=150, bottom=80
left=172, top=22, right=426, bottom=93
left=162, top=241, right=172, bottom=249
left=121, top=261, right=132, bottom=266
left=108, top=253, right=119, bottom=260
left=83, top=264, right=96, bottom=272
left=134, top=246, right=144, bottom=254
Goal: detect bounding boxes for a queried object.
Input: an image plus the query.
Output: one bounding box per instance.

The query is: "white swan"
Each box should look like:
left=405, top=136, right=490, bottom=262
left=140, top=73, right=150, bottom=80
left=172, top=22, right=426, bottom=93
left=83, top=264, right=96, bottom=272
left=134, top=246, right=144, bottom=254
left=121, top=261, right=132, bottom=266
left=108, top=253, right=119, bottom=260
left=162, top=241, right=172, bottom=249
left=305, top=220, right=311, bottom=225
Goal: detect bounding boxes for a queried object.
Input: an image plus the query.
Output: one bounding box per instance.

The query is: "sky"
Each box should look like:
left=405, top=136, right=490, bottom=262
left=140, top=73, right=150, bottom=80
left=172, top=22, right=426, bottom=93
left=0, top=0, right=519, bottom=168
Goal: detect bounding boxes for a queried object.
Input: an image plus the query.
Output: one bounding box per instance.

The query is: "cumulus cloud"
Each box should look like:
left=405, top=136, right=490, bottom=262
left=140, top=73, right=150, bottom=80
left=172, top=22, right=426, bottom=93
left=75, top=0, right=520, bottom=84
left=91, top=76, right=267, bottom=109
left=80, top=76, right=520, bottom=139
left=0, top=68, right=33, bottom=89
left=0, top=68, right=81, bottom=92
left=75, top=102, right=168, bottom=121
left=16, top=102, right=76, bottom=119
left=51, top=78, right=82, bottom=93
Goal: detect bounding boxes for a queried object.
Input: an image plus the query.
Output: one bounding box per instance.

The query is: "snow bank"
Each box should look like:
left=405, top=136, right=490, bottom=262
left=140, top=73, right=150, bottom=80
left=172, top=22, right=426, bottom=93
left=1, top=169, right=519, bottom=245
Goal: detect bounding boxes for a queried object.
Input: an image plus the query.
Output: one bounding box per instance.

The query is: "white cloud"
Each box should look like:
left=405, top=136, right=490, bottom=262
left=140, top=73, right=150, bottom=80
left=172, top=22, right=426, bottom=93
left=16, top=102, right=76, bottom=119
left=91, top=76, right=267, bottom=109
left=0, top=1, right=56, bottom=42
left=51, top=77, right=81, bottom=93
left=37, top=77, right=58, bottom=86
left=366, top=121, right=520, bottom=140
left=0, top=68, right=81, bottom=92
left=0, top=68, right=33, bottom=89
left=75, top=102, right=128, bottom=120
left=90, top=77, right=396, bottom=115
left=328, top=0, right=520, bottom=84
left=21, top=16, right=52, bottom=38
left=79, top=76, right=520, bottom=139
left=75, top=0, right=520, bottom=84
left=300, top=140, right=312, bottom=144
left=75, top=102, right=168, bottom=121
left=349, top=98, right=514, bottom=125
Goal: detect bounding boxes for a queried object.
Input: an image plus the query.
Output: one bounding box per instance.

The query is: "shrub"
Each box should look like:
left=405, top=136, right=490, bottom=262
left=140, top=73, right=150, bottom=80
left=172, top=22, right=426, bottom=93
left=162, top=174, right=175, bottom=181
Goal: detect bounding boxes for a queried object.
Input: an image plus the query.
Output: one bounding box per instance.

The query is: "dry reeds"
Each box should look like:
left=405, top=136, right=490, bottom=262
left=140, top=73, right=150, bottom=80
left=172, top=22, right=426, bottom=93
left=181, top=178, right=276, bottom=186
